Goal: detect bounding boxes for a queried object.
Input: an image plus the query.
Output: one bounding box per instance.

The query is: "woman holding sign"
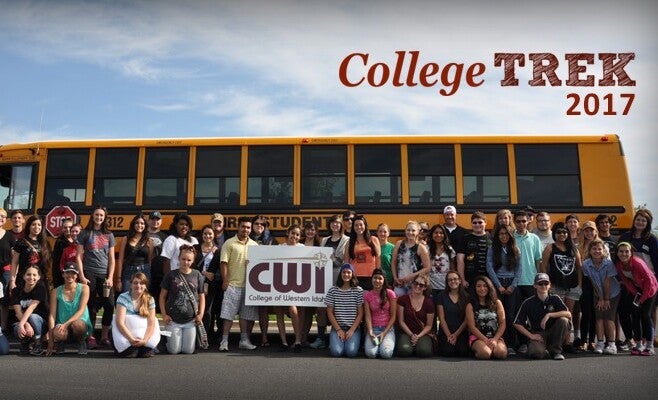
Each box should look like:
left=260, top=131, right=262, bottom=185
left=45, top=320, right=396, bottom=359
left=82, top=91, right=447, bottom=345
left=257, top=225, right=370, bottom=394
left=275, top=224, right=304, bottom=352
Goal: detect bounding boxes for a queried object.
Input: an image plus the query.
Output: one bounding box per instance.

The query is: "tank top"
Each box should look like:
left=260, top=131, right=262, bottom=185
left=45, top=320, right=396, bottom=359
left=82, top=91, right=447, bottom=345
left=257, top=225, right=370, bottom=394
left=352, top=241, right=376, bottom=277
left=125, top=242, right=149, bottom=266
left=473, top=302, right=499, bottom=338
left=56, top=284, right=93, bottom=336
left=396, top=241, right=421, bottom=284
left=548, top=244, right=578, bottom=289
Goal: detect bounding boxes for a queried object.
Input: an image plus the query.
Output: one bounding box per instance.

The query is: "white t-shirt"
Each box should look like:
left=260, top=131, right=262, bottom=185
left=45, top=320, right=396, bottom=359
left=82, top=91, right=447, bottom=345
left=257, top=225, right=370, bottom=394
left=161, top=235, right=198, bottom=270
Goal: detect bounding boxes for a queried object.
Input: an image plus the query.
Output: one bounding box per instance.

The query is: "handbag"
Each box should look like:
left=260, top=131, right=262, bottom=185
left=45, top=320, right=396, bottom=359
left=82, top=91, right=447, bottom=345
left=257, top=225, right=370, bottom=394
left=177, top=272, right=209, bottom=350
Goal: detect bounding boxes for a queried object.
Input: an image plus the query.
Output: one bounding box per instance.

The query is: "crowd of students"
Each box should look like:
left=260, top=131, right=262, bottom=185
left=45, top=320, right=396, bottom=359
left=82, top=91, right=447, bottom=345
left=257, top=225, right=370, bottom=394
left=0, top=205, right=656, bottom=360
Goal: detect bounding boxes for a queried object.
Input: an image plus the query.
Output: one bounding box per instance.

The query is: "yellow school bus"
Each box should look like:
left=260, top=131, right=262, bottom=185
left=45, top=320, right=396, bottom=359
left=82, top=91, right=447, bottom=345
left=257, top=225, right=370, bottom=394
left=0, top=134, right=634, bottom=238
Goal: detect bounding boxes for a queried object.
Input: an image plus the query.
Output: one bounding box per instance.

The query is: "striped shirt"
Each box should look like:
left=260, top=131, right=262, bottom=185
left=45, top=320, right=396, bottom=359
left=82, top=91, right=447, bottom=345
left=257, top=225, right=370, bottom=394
left=324, top=286, right=364, bottom=330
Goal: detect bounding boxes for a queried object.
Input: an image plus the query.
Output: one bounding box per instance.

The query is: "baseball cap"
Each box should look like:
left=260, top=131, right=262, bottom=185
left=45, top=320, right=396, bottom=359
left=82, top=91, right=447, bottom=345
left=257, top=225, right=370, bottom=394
left=534, top=273, right=550, bottom=284
left=582, top=221, right=596, bottom=230
left=149, top=211, right=162, bottom=219
left=62, top=263, right=79, bottom=274
left=340, top=263, right=355, bottom=273
left=443, top=205, right=457, bottom=214
left=212, top=213, right=224, bottom=222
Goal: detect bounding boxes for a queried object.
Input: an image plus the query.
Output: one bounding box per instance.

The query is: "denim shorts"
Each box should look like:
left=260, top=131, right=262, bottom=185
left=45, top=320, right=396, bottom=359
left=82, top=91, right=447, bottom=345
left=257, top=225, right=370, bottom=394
left=552, top=285, right=582, bottom=301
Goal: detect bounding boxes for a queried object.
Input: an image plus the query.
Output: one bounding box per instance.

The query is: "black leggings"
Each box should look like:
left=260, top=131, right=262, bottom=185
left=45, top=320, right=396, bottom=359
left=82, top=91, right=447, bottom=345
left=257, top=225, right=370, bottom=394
left=87, top=272, right=114, bottom=328
left=618, top=289, right=656, bottom=342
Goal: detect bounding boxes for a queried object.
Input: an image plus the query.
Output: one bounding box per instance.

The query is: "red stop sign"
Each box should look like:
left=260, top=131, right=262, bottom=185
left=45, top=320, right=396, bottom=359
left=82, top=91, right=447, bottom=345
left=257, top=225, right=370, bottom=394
left=45, top=206, right=77, bottom=237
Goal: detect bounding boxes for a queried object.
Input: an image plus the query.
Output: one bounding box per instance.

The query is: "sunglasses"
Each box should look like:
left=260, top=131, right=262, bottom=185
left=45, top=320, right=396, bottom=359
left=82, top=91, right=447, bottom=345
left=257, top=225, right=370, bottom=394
left=412, top=281, right=427, bottom=288
left=536, top=282, right=549, bottom=286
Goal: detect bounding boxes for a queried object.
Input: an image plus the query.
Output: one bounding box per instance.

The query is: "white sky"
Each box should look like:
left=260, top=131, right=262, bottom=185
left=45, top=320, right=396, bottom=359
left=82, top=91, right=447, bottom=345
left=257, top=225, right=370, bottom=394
left=0, top=0, right=656, bottom=217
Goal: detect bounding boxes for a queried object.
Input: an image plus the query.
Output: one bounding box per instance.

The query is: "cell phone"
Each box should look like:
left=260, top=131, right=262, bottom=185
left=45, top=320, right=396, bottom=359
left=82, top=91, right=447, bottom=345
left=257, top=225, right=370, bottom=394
left=633, top=292, right=642, bottom=307
left=373, top=336, right=380, bottom=346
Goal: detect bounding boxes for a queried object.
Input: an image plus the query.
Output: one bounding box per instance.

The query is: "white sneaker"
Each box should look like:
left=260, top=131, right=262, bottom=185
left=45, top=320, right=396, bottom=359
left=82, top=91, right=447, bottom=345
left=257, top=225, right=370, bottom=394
left=594, top=342, right=604, bottom=354
left=219, top=340, right=229, bottom=352
left=603, top=343, right=617, bottom=355
left=517, top=344, right=528, bottom=354
left=238, top=339, right=256, bottom=350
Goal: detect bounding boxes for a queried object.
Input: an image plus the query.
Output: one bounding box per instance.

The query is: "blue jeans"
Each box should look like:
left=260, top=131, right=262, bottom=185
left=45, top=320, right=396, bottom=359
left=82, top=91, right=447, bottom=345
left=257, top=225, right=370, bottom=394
left=121, top=264, right=151, bottom=293
left=165, top=320, right=197, bottom=354
left=0, top=331, right=8, bottom=355
left=364, top=326, right=395, bottom=359
left=329, top=326, right=361, bottom=358
left=13, top=313, right=45, bottom=340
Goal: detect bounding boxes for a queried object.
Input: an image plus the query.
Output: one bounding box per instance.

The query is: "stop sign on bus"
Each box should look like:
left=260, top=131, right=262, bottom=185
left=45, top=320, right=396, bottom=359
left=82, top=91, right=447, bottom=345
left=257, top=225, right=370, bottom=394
left=45, top=206, right=77, bottom=237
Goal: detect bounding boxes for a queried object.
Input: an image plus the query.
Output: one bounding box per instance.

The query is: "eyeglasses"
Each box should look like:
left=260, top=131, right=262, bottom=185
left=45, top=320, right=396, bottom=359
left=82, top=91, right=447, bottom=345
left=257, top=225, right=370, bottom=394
left=447, top=277, right=460, bottom=282
left=412, top=281, right=427, bottom=288
left=536, top=282, right=549, bottom=286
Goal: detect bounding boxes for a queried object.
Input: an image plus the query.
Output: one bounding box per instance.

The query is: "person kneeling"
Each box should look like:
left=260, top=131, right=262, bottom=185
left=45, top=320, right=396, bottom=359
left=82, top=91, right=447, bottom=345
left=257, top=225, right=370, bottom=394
left=112, top=272, right=160, bottom=357
left=514, top=273, right=571, bottom=360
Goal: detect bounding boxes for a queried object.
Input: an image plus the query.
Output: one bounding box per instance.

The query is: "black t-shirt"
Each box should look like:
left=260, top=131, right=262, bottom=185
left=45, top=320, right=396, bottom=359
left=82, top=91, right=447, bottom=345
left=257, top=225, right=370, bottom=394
left=0, top=230, right=16, bottom=268
left=459, top=233, right=491, bottom=285
left=10, top=281, right=50, bottom=320
left=514, top=294, right=567, bottom=332
left=161, top=269, right=204, bottom=324
left=447, top=225, right=468, bottom=253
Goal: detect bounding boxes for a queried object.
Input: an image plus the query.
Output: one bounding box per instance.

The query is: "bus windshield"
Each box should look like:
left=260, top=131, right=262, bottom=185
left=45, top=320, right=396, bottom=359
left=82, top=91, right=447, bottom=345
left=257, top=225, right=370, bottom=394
left=0, top=164, right=35, bottom=211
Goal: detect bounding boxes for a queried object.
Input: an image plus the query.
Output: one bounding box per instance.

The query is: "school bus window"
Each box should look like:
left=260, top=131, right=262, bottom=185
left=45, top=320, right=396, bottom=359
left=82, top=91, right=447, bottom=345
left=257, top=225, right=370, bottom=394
left=462, top=144, right=509, bottom=203
left=354, top=145, right=401, bottom=204
left=144, top=147, right=188, bottom=206
left=248, top=146, right=293, bottom=204
left=45, top=149, right=88, bottom=206
left=195, top=146, right=241, bottom=205
left=515, top=144, right=581, bottom=206
left=94, top=148, right=138, bottom=206
left=408, top=144, right=456, bottom=204
left=301, top=145, right=346, bottom=204
left=0, top=164, right=35, bottom=211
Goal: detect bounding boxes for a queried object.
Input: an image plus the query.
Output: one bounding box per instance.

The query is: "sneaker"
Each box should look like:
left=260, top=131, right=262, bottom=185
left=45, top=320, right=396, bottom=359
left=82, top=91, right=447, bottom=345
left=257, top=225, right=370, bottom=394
left=517, top=344, right=528, bottom=354
left=603, top=343, right=617, bottom=355
left=86, top=336, right=98, bottom=350
left=238, top=338, right=257, bottom=350
left=55, top=342, right=66, bottom=354
left=293, top=343, right=302, bottom=353
left=618, top=341, right=630, bottom=351
left=78, top=340, right=88, bottom=355
left=593, top=342, right=604, bottom=354
left=19, top=341, right=31, bottom=355
left=507, top=347, right=517, bottom=356
left=640, top=347, right=655, bottom=356
left=30, top=344, right=45, bottom=356
left=100, top=338, right=112, bottom=348
left=553, top=353, right=565, bottom=360
left=219, top=339, right=229, bottom=352
left=631, top=343, right=645, bottom=355
left=278, top=343, right=290, bottom=352
left=309, top=337, right=327, bottom=349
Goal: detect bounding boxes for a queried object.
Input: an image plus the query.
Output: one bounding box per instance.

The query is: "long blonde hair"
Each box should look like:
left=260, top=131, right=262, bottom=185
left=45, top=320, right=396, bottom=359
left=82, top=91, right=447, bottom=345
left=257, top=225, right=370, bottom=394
left=130, top=272, right=152, bottom=318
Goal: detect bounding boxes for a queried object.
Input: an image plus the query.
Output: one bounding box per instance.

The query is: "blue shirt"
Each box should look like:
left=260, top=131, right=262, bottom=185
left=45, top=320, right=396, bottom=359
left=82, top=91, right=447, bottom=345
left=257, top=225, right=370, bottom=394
left=582, top=258, right=621, bottom=300
left=514, top=231, right=543, bottom=286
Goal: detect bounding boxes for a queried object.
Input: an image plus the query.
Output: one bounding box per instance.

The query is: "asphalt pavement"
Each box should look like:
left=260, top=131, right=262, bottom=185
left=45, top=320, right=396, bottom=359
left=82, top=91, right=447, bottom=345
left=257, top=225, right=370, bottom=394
left=2, top=333, right=657, bottom=400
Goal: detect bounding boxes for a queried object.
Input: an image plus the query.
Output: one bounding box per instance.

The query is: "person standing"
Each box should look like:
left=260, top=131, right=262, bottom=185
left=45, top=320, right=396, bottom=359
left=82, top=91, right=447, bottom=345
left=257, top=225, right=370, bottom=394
left=0, top=209, right=16, bottom=335
left=344, top=215, right=380, bottom=290
left=161, top=213, right=198, bottom=275
left=534, top=211, right=554, bottom=250
left=219, top=217, right=259, bottom=352
left=325, top=263, right=364, bottom=358
left=10, top=209, right=25, bottom=240
left=76, top=206, right=115, bottom=349
left=250, top=215, right=277, bottom=347
left=146, top=211, right=167, bottom=312
left=513, top=210, right=543, bottom=301
left=391, top=220, right=431, bottom=297
left=376, top=223, right=395, bottom=285
left=442, top=205, right=468, bottom=252
left=456, top=211, right=491, bottom=289
left=211, top=213, right=233, bottom=249
left=10, top=214, right=52, bottom=290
